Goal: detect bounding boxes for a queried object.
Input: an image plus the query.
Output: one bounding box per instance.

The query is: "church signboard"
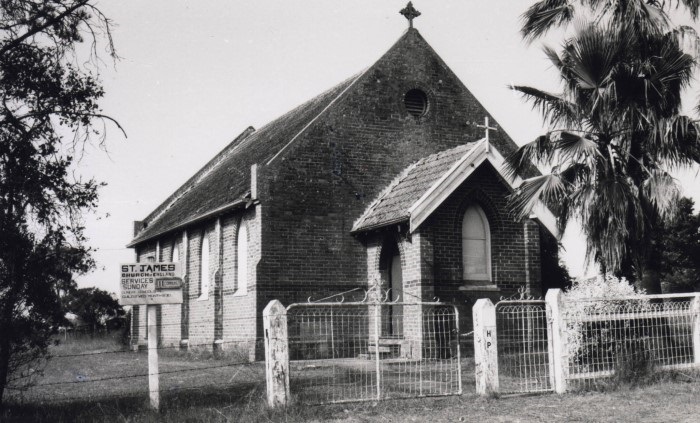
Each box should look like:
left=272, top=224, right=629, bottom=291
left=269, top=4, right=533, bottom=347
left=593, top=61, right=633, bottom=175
left=119, top=262, right=183, bottom=305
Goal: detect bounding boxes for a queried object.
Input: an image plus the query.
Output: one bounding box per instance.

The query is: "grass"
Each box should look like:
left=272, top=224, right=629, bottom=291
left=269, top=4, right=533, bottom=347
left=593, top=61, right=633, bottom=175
left=3, top=335, right=700, bottom=422
left=4, top=378, right=700, bottom=422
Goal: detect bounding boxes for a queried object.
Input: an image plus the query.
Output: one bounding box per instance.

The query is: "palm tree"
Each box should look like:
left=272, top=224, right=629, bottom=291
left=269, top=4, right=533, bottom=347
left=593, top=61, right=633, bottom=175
left=506, top=21, right=700, bottom=293
left=521, top=0, right=700, bottom=42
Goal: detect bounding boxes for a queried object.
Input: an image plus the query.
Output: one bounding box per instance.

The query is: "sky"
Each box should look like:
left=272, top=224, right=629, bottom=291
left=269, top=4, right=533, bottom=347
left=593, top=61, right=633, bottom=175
left=76, top=0, right=700, bottom=294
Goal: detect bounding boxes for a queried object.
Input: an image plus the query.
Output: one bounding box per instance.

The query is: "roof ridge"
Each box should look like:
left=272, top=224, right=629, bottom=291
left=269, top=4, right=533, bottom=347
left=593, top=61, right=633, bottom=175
left=141, top=126, right=255, bottom=226
left=136, top=73, right=365, bottom=238
left=265, top=29, right=421, bottom=166
left=265, top=70, right=367, bottom=165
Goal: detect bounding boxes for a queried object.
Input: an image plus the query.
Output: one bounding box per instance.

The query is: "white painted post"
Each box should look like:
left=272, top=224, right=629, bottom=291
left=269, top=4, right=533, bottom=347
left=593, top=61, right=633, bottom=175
left=263, top=300, right=289, bottom=407
left=546, top=289, right=567, bottom=393
left=147, top=304, right=159, bottom=411
left=692, top=296, right=700, bottom=366
left=374, top=302, right=381, bottom=400
left=473, top=298, right=498, bottom=395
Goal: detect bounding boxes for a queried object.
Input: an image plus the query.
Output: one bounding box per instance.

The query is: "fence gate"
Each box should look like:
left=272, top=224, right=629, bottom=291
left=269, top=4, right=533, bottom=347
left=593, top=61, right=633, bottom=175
left=495, top=300, right=553, bottom=394
left=286, top=296, right=462, bottom=404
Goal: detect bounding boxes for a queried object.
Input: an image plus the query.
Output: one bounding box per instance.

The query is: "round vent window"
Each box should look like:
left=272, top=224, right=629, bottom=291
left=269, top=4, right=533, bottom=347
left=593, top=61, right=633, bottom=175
left=404, top=89, right=428, bottom=118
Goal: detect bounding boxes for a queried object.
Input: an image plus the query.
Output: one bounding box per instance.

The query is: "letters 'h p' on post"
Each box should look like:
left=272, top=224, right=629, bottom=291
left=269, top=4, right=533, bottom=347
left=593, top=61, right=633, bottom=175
left=473, top=298, right=498, bottom=395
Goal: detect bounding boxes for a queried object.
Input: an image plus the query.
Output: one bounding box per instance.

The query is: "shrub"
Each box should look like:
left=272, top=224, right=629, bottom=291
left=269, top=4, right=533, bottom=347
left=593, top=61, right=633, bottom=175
left=563, top=275, right=650, bottom=375
left=610, top=338, right=656, bottom=387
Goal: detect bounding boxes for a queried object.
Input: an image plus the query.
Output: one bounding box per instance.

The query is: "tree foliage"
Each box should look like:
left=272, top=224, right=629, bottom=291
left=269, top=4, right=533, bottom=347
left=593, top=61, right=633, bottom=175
left=521, top=0, right=700, bottom=41
left=0, top=1, right=120, bottom=405
left=63, top=287, right=124, bottom=329
left=508, top=1, right=700, bottom=292
left=653, top=197, right=700, bottom=292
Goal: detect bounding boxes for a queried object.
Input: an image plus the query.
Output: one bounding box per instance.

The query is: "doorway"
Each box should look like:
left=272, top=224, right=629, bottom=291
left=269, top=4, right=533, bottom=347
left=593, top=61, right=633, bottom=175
left=380, top=240, right=403, bottom=337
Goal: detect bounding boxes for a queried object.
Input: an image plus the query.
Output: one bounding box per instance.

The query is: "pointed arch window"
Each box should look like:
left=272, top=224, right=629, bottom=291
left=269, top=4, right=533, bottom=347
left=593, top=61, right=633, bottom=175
left=236, top=222, right=248, bottom=295
left=199, top=230, right=210, bottom=300
left=462, top=204, right=491, bottom=281
left=172, top=237, right=180, bottom=263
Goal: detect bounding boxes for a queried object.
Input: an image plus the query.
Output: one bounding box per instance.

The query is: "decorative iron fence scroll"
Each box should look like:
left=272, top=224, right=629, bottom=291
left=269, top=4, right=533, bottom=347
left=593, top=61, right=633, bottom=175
left=286, top=291, right=462, bottom=404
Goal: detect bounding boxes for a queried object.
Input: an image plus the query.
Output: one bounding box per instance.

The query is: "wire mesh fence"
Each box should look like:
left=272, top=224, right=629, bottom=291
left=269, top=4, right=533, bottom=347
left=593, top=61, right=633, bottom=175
left=563, top=295, right=699, bottom=389
left=4, top=317, right=267, bottom=407
left=286, top=302, right=463, bottom=404
left=495, top=300, right=552, bottom=394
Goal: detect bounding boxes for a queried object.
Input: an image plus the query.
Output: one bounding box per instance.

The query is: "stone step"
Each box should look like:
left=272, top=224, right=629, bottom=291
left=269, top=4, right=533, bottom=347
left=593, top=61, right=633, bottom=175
left=368, top=345, right=392, bottom=354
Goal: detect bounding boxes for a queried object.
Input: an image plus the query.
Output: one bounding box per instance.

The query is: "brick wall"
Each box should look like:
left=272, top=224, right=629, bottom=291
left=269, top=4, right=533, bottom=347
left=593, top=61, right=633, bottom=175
left=256, top=29, right=524, bottom=314
left=220, top=210, right=259, bottom=360
left=421, top=162, right=543, bottom=331
left=159, top=234, right=182, bottom=347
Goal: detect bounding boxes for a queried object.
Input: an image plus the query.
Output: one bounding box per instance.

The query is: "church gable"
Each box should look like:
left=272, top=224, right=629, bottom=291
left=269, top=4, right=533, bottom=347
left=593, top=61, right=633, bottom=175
left=130, top=25, right=539, bottom=249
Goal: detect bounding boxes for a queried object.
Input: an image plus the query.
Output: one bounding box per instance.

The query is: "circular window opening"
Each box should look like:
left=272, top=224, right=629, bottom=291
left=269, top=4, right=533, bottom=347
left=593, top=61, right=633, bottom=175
left=404, top=89, right=428, bottom=118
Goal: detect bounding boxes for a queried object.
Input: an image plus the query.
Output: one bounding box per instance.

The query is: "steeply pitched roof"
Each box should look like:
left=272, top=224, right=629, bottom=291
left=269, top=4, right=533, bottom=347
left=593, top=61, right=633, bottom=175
left=129, top=27, right=547, bottom=248
left=128, top=73, right=362, bottom=247
left=352, top=143, right=478, bottom=232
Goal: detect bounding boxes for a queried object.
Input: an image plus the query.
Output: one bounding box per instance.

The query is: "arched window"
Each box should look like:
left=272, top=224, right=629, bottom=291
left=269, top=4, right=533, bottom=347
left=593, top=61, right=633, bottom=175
left=462, top=204, right=491, bottom=280
left=200, top=230, right=210, bottom=299
left=236, top=223, right=248, bottom=295
left=172, top=237, right=180, bottom=262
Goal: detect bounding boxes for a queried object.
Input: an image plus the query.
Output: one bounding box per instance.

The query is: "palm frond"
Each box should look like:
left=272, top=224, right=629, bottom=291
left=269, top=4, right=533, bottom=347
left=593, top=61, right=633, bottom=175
left=635, top=0, right=670, bottom=33
left=573, top=177, right=641, bottom=272
left=678, top=0, right=700, bottom=20
left=559, top=162, right=591, bottom=186
left=646, top=115, right=700, bottom=166
left=503, top=134, right=555, bottom=180
left=642, top=170, right=681, bottom=219
left=521, top=0, right=575, bottom=42
left=562, top=22, right=627, bottom=91
left=668, top=25, right=700, bottom=57
left=542, top=45, right=564, bottom=70
left=508, top=174, right=570, bottom=221
left=555, top=131, right=601, bottom=162
left=511, top=85, right=580, bottom=126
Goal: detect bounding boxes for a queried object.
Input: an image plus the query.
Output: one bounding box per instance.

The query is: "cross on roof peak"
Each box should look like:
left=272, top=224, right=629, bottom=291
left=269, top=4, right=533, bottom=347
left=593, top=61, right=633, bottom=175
left=400, top=2, right=421, bottom=28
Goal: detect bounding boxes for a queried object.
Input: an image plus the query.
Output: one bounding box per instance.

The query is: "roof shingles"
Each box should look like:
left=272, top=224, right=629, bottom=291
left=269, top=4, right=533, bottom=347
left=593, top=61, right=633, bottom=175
left=353, top=142, right=478, bottom=232
left=129, top=73, right=362, bottom=246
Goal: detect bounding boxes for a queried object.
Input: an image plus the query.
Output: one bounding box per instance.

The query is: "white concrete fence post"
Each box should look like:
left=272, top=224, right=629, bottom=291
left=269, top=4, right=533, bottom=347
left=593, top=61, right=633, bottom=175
left=473, top=298, right=498, bottom=395
left=545, top=288, right=568, bottom=393
left=263, top=300, right=290, bottom=407
left=147, top=305, right=159, bottom=411
left=692, top=295, right=700, bottom=366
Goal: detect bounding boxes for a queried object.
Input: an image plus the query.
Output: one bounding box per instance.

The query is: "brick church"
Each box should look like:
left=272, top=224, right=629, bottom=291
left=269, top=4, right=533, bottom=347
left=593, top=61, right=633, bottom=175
left=127, top=7, right=558, bottom=358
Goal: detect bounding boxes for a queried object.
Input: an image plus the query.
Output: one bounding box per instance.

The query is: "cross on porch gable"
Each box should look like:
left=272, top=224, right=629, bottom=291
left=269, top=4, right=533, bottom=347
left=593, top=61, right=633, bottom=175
left=475, top=116, right=498, bottom=143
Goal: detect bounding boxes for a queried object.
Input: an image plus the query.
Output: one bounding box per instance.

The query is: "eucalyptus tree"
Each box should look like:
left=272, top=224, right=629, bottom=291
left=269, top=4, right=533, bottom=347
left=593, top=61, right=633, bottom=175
left=506, top=21, right=699, bottom=292
left=0, top=1, right=121, bottom=405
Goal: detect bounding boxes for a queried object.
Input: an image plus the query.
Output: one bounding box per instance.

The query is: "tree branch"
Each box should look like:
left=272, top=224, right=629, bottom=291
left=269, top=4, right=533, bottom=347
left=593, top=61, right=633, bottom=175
left=0, top=0, right=90, bottom=58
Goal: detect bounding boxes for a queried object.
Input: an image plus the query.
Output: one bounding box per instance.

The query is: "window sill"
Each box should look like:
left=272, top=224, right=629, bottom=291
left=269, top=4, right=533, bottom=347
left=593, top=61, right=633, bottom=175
left=232, top=291, right=248, bottom=297
left=458, top=284, right=499, bottom=292
left=196, top=294, right=209, bottom=301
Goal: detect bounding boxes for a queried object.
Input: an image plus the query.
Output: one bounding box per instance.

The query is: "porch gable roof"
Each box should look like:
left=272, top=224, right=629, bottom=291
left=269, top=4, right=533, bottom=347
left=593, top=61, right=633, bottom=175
left=352, top=139, right=558, bottom=236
